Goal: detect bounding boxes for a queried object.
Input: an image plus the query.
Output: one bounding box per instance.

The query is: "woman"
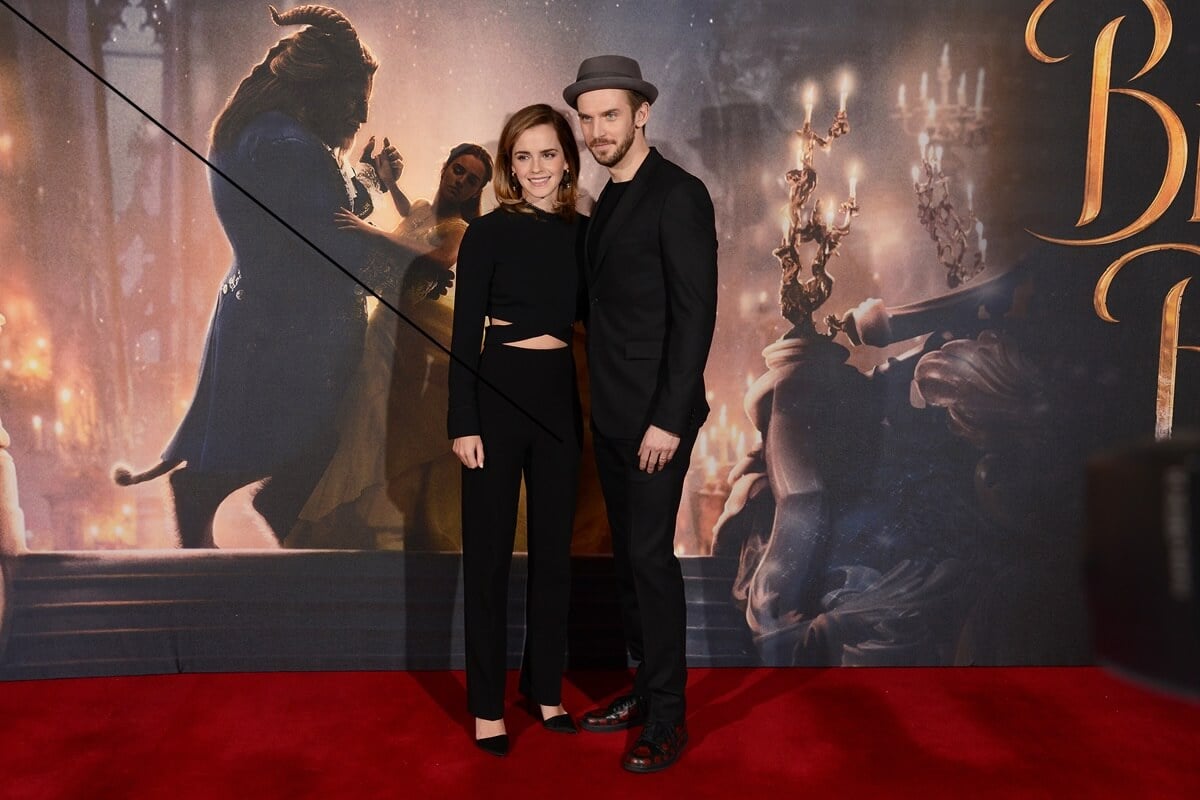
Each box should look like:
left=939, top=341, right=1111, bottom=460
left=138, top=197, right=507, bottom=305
left=448, top=104, right=584, bottom=756
left=292, top=144, right=493, bottom=549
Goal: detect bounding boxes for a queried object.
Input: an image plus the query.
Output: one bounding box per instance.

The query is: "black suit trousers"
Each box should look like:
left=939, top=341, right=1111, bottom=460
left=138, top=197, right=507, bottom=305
left=592, top=427, right=696, bottom=724
left=461, top=344, right=580, bottom=720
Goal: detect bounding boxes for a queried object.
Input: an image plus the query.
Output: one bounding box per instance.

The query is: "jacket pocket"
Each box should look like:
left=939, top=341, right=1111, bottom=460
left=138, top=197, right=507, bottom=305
left=625, top=339, right=663, bottom=360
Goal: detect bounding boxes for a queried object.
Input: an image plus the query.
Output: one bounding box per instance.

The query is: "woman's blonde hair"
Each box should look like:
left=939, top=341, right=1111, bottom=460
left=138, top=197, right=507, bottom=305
left=493, top=104, right=580, bottom=220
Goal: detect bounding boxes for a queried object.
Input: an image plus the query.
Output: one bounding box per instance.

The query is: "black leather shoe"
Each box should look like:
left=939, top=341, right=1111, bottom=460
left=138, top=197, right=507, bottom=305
left=475, top=733, right=509, bottom=757
left=621, top=721, right=687, bottom=773
left=580, top=693, right=647, bottom=733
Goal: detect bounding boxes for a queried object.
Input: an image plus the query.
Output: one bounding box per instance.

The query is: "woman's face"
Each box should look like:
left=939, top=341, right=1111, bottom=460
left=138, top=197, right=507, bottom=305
left=438, top=154, right=488, bottom=206
left=510, top=123, right=566, bottom=212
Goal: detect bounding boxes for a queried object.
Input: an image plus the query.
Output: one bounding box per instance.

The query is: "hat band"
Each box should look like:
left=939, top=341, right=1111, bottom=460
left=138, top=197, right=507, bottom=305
left=578, top=70, right=643, bottom=81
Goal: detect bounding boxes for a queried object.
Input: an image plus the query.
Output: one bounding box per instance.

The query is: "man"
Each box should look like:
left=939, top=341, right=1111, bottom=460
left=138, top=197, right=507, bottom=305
left=563, top=55, right=718, bottom=772
left=115, top=5, right=417, bottom=547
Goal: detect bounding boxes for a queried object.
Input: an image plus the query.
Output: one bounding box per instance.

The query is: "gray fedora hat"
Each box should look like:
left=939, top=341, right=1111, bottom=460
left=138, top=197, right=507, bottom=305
left=562, top=55, right=658, bottom=108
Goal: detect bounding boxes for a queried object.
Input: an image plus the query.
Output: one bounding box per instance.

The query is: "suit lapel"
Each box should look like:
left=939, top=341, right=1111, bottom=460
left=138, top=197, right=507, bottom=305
left=590, top=148, right=663, bottom=281
left=583, top=180, right=609, bottom=280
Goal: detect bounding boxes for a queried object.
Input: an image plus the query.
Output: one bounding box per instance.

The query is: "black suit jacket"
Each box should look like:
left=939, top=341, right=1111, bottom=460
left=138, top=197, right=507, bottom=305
left=582, top=147, right=718, bottom=439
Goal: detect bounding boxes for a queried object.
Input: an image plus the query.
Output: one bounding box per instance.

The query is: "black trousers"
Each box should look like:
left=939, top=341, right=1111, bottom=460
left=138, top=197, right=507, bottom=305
left=461, top=344, right=581, bottom=720
left=592, top=427, right=696, bottom=724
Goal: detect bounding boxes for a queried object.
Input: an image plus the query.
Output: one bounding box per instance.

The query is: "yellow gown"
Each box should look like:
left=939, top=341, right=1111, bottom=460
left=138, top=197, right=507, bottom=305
left=290, top=201, right=471, bottom=550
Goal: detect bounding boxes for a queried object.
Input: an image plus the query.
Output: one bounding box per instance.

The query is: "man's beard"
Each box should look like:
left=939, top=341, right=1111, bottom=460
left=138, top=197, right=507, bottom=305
left=588, top=124, right=636, bottom=168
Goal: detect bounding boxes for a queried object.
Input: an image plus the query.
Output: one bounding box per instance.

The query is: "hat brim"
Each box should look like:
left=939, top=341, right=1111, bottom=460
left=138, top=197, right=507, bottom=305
left=563, top=77, right=658, bottom=109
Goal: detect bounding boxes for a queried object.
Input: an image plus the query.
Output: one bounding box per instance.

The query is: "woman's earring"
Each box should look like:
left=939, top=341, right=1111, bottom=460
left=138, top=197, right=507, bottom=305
left=562, top=170, right=571, bottom=189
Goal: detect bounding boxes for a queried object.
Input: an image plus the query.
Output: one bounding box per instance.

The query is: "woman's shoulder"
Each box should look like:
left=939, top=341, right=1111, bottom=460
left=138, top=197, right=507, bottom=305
left=465, top=207, right=520, bottom=233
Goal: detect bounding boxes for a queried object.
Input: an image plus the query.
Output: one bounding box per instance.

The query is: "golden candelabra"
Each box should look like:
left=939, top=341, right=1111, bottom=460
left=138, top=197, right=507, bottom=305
left=893, top=43, right=990, bottom=147
left=912, top=136, right=987, bottom=288
left=776, top=82, right=858, bottom=340
left=895, top=44, right=989, bottom=288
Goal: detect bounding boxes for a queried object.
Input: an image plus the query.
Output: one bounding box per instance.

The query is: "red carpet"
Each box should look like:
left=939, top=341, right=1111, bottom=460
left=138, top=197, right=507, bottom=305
left=1, top=667, right=1197, bottom=799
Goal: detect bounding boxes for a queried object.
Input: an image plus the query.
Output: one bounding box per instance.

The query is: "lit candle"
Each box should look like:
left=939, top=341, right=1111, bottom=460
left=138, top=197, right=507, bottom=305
left=718, top=403, right=728, bottom=428
left=966, top=181, right=975, bottom=211
left=976, top=220, right=985, bottom=240
left=975, top=68, right=985, bottom=119
left=839, top=73, right=849, bottom=113
left=898, top=83, right=907, bottom=110
left=957, top=72, right=967, bottom=107
left=979, top=237, right=988, bottom=259
left=911, top=165, right=922, bottom=184
left=32, top=414, right=43, bottom=450
left=824, top=200, right=835, bottom=228
left=59, top=387, right=72, bottom=404
left=849, top=165, right=858, bottom=202
left=804, top=84, right=815, bottom=126
left=941, top=43, right=950, bottom=69
left=926, top=99, right=937, bottom=125
left=919, top=71, right=928, bottom=101
left=53, top=419, right=64, bottom=440
left=705, top=456, right=718, bottom=482
left=736, top=431, right=747, bottom=458
left=780, top=208, right=792, bottom=242
left=934, top=145, right=944, bottom=171
left=918, top=131, right=930, bottom=160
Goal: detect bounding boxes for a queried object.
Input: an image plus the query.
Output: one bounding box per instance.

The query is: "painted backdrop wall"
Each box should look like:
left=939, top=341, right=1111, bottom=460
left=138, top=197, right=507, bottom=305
left=1, top=0, right=1197, bottom=673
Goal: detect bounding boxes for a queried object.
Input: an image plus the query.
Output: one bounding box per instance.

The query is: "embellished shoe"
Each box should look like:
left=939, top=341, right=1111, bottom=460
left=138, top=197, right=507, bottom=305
left=621, top=721, right=687, bottom=773
left=579, top=693, right=647, bottom=733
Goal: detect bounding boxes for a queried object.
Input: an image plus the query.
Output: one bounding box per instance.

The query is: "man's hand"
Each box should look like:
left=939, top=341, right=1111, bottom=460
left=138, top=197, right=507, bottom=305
left=452, top=435, right=485, bottom=468
left=638, top=425, right=680, bottom=473
left=407, top=259, right=455, bottom=300
left=359, top=136, right=403, bottom=188
left=376, top=137, right=403, bottom=187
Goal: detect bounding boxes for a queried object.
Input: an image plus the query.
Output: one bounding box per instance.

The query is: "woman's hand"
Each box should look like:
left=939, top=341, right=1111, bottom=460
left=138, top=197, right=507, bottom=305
left=334, top=208, right=383, bottom=239
left=452, top=435, right=485, bottom=468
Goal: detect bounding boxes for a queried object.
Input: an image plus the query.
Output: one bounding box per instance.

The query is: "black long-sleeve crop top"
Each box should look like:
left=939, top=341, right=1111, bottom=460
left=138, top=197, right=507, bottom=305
left=447, top=207, right=583, bottom=439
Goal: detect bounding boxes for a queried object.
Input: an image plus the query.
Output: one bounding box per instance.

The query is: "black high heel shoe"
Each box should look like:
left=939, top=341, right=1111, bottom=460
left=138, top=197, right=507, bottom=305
left=525, top=699, right=578, bottom=734
left=475, top=733, right=509, bottom=757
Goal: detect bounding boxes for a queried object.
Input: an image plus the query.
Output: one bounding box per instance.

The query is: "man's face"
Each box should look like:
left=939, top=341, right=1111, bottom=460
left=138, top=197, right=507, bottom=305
left=576, top=88, right=643, bottom=169
left=319, top=75, right=373, bottom=151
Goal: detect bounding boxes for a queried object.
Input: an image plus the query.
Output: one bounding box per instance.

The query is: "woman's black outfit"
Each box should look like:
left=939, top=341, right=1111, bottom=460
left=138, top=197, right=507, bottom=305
left=448, top=206, right=583, bottom=720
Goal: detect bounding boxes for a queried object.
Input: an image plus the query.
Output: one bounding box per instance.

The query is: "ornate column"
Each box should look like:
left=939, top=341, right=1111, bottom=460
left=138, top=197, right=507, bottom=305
left=0, top=413, right=28, bottom=554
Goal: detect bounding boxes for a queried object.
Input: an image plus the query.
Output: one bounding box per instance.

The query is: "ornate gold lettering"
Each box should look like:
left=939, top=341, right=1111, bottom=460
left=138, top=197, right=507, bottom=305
left=1095, top=243, right=1200, bottom=440
left=1028, top=2, right=1181, bottom=246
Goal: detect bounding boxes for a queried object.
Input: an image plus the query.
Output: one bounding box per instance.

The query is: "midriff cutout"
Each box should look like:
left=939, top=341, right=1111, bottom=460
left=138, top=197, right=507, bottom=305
left=489, top=318, right=568, bottom=350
